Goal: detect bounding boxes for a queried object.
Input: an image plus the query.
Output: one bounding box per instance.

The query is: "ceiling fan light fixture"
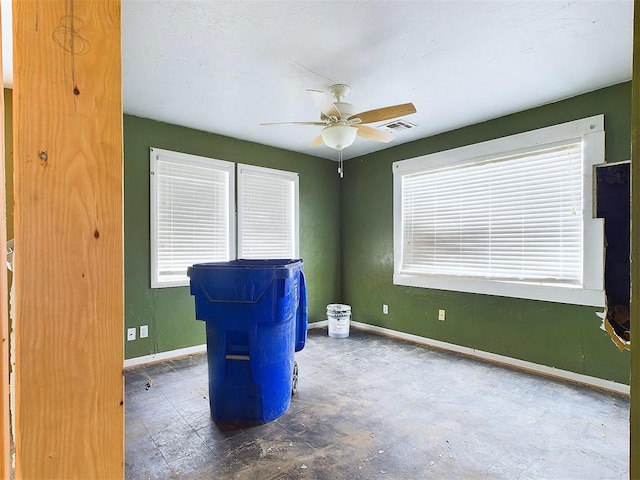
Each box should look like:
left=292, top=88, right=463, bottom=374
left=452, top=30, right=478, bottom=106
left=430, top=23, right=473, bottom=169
left=321, top=124, right=358, bottom=151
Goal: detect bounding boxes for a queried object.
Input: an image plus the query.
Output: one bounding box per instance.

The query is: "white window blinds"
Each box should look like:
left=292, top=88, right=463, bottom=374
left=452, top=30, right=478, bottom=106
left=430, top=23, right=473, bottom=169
left=400, top=143, right=583, bottom=284
left=150, top=149, right=235, bottom=287
left=394, top=115, right=606, bottom=306
left=238, top=164, right=299, bottom=259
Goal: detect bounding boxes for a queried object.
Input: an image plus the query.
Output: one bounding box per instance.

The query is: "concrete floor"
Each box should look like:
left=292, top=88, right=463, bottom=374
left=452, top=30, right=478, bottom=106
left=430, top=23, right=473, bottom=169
left=125, top=327, right=629, bottom=479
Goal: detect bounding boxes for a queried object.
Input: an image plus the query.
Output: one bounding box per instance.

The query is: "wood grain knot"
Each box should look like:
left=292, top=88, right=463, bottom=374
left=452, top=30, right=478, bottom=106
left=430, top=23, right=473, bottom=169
left=94, top=230, right=100, bottom=239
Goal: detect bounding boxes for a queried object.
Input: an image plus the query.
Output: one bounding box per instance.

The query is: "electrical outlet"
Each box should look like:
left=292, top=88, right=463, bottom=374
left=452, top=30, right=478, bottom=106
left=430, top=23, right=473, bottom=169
left=438, top=309, right=446, bottom=321
left=382, top=304, right=389, bottom=315
left=140, top=325, right=149, bottom=338
left=127, top=328, right=136, bottom=341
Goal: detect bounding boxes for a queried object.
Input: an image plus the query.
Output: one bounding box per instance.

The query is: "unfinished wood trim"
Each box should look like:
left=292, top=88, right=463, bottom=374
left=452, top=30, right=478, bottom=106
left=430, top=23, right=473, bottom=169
left=0, top=4, right=9, bottom=479
left=631, top=1, right=640, bottom=477
left=13, top=0, right=124, bottom=478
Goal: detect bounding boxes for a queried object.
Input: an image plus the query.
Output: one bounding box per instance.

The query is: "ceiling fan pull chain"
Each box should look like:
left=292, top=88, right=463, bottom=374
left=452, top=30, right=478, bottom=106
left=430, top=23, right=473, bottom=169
left=338, top=150, right=344, bottom=178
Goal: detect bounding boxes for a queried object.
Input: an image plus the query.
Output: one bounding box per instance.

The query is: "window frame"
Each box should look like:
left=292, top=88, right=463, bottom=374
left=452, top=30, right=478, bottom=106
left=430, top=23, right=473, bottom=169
left=393, top=115, right=605, bottom=307
left=150, top=148, right=236, bottom=288
left=237, top=163, right=300, bottom=259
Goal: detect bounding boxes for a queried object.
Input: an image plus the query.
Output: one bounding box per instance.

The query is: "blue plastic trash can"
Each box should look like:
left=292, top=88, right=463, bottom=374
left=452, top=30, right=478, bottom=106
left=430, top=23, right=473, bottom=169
left=188, top=259, right=307, bottom=423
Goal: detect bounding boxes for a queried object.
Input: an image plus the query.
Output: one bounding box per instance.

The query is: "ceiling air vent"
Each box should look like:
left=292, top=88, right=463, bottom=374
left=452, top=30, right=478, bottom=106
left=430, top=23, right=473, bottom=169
left=380, top=119, right=416, bottom=132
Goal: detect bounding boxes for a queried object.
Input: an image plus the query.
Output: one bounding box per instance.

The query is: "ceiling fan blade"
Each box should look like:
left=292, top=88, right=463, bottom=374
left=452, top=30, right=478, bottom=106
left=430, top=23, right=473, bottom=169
left=349, top=103, right=416, bottom=124
left=307, top=89, right=341, bottom=119
left=310, top=134, right=324, bottom=146
left=356, top=124, right=395, bottom=143
left=260, top=121, right=326, bottom=126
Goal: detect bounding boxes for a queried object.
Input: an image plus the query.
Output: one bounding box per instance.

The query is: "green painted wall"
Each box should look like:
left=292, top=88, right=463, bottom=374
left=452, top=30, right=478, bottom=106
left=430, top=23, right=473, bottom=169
left=341, top=82, right=632, bottom=385
left=124, top=115, right=340, bottom=359
left=6, top=85, right=632, bottom=382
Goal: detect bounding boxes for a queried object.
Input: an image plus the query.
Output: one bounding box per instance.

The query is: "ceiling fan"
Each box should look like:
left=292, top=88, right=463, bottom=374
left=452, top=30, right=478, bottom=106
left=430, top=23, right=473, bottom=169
left=261, top=84, right=417, bottom=151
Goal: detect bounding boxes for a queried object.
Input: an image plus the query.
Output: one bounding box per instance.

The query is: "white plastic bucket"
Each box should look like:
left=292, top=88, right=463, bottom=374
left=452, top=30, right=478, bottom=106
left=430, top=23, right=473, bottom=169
left=327, top=304, right=351, bottom=338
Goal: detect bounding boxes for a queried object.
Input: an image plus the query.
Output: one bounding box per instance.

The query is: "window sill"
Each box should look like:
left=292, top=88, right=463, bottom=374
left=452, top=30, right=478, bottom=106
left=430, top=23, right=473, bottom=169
left=393, top=272, right=604, bottom=307
left=151, top=278, right=189, bottom=289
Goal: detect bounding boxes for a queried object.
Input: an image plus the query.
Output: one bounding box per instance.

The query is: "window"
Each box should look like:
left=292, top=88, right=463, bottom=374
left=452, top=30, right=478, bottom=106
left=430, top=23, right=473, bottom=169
left=238, top=164, right=299, bottom=259
left=393, top=115, right=605, bottom=306
left=150, top=148, right=235, bottom=288
left=150, top=151, right=300, bottom=288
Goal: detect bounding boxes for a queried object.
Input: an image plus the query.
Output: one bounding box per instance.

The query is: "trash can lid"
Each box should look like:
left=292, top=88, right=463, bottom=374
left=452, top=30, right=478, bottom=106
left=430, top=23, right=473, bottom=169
left=190, top=259, right=303, bottom=270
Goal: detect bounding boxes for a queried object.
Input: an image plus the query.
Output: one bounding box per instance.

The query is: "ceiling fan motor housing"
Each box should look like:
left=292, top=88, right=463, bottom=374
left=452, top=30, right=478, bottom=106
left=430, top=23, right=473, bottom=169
left=320, top=102, right=355, bottom=122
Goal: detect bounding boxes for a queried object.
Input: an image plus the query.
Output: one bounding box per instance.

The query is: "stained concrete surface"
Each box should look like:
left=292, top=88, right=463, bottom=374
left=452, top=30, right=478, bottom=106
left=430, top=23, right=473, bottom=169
left=125, top=328, right=629, bottom=479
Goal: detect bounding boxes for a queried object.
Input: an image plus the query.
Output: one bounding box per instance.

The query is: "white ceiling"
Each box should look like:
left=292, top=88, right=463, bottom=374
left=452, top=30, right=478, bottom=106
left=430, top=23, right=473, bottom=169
left=2, top=1, right=634, bottom=161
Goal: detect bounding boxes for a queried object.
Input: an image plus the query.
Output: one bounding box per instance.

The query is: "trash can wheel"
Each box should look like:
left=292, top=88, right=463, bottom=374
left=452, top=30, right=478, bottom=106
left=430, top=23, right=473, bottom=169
left=291, top=361, right=299, bottom=396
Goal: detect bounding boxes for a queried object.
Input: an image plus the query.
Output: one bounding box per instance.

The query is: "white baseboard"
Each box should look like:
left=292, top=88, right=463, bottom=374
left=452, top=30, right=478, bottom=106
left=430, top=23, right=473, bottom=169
left=308, top=320, right=328, bottom=329
left=124, top=344, right=207, bottom=369
left=349, top=321, right=629, bottom=396
left=124, top=322, right=630, bottom=396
